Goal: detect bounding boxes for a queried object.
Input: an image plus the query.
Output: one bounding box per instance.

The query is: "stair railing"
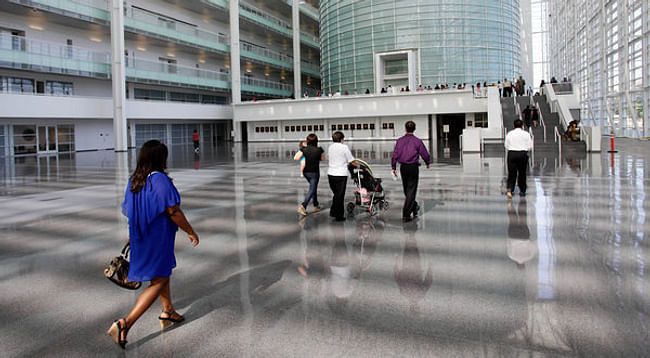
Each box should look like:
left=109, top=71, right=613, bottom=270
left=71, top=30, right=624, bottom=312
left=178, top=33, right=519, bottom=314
left=533, top=96, right=547, bottom=143
left=554, top=126, right=562, bottom=157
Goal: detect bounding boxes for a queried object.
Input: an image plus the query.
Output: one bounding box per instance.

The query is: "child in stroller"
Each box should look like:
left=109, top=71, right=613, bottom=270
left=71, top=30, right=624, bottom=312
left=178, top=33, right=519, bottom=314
left=347, top=159, right=389, bottom=216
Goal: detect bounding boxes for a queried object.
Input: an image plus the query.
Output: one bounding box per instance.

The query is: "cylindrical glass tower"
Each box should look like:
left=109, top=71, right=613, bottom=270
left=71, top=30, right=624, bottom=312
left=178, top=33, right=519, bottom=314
left=320, top=0, right=521, bottom=93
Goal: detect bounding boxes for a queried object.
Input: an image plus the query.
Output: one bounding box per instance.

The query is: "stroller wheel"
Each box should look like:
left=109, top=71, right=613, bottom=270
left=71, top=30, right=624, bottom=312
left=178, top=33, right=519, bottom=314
left=382, top=201, right=389, bottom=211
left=369, top=205, right=378, bottom=216
left=347, top=202, right=355, bottom=214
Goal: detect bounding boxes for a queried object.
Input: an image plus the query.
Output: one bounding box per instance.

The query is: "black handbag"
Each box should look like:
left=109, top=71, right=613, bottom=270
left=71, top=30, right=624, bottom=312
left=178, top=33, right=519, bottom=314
left=104, top=243, right=142, bottom=290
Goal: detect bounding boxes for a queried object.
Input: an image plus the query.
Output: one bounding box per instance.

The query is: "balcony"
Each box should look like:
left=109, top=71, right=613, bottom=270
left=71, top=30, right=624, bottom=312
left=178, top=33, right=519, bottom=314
left=125, top=7, right=229, bottom=55
left=240, top=42, right=320, bottom=78
left=0, top=35, right=111, bottom=78
left=241, top=76, right=292, bottom=97
left=0, top=92, right=233, bottom=120
left=125, top=58, right=230, bottom=91
left=8, top=0, right=109, bottom=23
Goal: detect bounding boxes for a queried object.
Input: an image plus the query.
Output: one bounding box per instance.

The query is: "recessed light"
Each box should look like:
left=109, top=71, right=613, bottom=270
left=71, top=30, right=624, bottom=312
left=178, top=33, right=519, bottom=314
left=28, top=24, right=43, bottom=31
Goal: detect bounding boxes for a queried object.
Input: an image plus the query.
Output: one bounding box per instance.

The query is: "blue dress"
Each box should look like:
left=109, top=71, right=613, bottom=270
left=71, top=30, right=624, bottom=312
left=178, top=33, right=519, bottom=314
left=121, top=172, right=181, bottom=282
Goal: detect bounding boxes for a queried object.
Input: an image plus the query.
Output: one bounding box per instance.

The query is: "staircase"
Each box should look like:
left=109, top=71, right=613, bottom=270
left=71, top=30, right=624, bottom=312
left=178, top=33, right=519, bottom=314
left=533, top=95, right=586, bottom=152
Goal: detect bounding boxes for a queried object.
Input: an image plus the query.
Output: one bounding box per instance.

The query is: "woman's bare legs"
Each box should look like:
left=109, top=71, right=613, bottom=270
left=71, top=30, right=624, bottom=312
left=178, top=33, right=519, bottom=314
left=158, top=279, right=182, bottom=320
left=118, top=276, right=170, bottom=341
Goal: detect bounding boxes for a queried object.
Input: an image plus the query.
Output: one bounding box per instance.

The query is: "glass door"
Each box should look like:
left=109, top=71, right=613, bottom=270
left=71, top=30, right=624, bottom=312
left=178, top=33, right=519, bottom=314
left=37, top=126, right=57, bottom=154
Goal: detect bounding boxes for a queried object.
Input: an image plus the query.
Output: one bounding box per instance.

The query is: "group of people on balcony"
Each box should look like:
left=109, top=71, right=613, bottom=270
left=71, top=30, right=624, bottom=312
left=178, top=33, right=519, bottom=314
left=498, top=76, right=528, bottom=97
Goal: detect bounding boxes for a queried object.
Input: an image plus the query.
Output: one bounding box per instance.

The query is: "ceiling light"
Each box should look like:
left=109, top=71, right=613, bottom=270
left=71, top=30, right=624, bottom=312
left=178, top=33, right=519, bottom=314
left=89, top=37, right=102, bottom=43
left=28, top=24, right=43, bottom=31
left=136, top=46, right=147, bottom=51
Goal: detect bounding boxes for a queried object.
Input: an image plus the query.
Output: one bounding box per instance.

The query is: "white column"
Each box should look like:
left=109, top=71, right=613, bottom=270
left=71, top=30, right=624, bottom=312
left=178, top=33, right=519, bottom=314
left=292, top=0, right=301, bottom=98
left=110, top=0, right=127, bottom=152
left=407, top=51, right=416, bottom=91
left=642, top=0, right=648, bottom=137
left=230, top=0, right=241, bottom=104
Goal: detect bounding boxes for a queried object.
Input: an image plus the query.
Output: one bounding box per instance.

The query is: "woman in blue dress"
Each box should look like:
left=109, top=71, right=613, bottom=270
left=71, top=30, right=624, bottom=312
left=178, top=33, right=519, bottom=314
left=107, top=140, right=199, bottom=349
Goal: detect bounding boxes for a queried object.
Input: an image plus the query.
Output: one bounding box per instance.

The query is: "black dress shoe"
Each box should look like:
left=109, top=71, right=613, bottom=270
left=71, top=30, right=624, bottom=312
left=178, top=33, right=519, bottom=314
left=519, top=192, right=526, bottom=197
left=402, top=216, right=413, bottom=222
left=334, top=217, right=346, bottom=222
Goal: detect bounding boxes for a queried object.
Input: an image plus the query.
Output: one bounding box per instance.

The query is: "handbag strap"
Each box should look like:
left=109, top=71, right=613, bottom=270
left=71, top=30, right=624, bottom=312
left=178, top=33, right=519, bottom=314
left=121, top=243, right=130, bottom=259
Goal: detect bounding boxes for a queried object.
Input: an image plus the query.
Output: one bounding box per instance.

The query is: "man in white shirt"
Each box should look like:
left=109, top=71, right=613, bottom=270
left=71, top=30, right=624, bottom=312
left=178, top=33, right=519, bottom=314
left=328, top=131, right=359, bottom=221
left=504, top=119, right=533, bottom=198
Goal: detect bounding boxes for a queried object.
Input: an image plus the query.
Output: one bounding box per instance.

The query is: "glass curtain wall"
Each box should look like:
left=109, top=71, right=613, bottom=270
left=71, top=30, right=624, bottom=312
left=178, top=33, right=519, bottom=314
left=531, top=0, right=549, bottom=90
left=548, top=0, right=649, bottom=138
left=320, top=0, right=521, bottom=94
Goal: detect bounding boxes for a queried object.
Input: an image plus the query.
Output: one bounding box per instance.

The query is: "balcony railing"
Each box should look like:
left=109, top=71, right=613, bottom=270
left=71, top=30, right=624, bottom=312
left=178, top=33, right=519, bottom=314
left=8, top=0, right=109, bottom=22
left=125, top=7, right=229, bottom=54
left=241, top=42, right=292, bottom=68
left=239, top=1, right=319, bottom=48
left=125, top=58, right=230, bottom=91
left=0, top=34, right=111, bottom=77
left=241, top=76, right=293, bottom=97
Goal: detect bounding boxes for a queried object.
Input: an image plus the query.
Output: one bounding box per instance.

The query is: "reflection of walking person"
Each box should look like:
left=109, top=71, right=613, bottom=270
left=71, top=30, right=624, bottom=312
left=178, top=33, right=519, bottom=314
left=505, top=119, right=533, bottom=198
left=192, top=129, right=200, bottom=153
left=327, top=131, right=359, bottom=221
left=107, top=140, right=199, bottom=349
left=391, top=121, right=431, bottom=222
left=507, top=199, right=536, bottom=267
left=394, top=221, right=432, bottom=313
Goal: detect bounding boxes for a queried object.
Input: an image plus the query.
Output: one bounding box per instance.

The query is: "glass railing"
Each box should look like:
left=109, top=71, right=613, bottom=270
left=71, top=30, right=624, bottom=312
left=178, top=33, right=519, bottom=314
left=299, top=2, right=319, bottom=21
left=125, top=7, right=229, bottom=53
left=0, top=34, right=111, bottom=76
left=125, top=58, right=230, bottom=90
left=239, top=1, right=318, bottom=48
left=300, top=31, right=319, bottom=47
left=241, top=42, right=292, bottom=67
left=551, top=83, right=573, bottom=94
left=281, top=0, right=319, bottom=21
left=8, top=0, right=109, bottom=21
left=300, top=60, right=320, bottom=76
left=241, top=76, right=293, bottom=96
left=239, top=1, right=292, bottom=34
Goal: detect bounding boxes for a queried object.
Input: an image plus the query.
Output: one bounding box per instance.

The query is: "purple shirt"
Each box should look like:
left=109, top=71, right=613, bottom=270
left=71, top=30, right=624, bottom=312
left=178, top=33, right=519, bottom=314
left=391, top=134, right=431, bottom=170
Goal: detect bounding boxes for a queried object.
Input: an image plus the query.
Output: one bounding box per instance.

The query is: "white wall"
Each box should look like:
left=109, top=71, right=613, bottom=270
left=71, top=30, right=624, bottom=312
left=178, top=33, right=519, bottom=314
left=234, top=90, right=489, bottom=122
left=75, top=119, right=114, bottom=151
left=245, top=115, right=430, bottom=142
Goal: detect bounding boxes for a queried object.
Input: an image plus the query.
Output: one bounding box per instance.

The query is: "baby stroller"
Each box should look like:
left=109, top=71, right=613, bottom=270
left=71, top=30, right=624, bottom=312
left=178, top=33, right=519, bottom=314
left=347, top=159, right=389, bottom=216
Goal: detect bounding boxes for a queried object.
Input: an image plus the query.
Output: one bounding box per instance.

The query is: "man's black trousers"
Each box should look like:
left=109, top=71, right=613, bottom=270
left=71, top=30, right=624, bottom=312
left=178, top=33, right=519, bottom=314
left=507, top=151, right=528, bottom=194
left=400, top=163, right=419, bottom=218
left=328, top=175, right=347, bottom=219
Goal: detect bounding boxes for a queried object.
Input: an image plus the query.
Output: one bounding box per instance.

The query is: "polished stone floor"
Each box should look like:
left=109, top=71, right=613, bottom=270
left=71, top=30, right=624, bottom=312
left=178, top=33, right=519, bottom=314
left=0, top=139, right=648, bottom=357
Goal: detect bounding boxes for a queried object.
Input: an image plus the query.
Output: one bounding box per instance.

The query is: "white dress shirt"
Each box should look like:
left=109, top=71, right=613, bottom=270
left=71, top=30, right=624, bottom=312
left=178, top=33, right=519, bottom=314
left=505, top=128, right=533, bottom=151
left=327, top=142, right=355, bottom=176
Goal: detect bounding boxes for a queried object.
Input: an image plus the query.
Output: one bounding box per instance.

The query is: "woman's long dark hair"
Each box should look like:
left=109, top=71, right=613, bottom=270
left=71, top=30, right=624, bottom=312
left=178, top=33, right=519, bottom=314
left=130, top=140, right=168, bottom=193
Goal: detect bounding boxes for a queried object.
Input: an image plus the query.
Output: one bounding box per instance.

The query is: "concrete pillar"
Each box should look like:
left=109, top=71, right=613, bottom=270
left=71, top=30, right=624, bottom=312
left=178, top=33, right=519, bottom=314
left=292, top=0, right=301, bottom=98
left=407, top=51, right=416, bottom=91
left=110, top=0, right=128, bottom=152
left=230, top=0, right=241, bottom=104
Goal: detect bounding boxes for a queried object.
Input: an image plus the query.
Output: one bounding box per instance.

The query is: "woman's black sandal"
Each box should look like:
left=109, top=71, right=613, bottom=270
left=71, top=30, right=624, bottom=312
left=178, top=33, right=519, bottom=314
left=159, top=311, right=185, bottom=329
left=107, top=318, right=128, bottom=349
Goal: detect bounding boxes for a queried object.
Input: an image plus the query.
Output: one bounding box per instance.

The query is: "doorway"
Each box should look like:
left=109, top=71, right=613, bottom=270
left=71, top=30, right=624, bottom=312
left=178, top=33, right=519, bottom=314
left=37, top=125, right=57, bottom=154
left=436, top=114, right=465, bottom=150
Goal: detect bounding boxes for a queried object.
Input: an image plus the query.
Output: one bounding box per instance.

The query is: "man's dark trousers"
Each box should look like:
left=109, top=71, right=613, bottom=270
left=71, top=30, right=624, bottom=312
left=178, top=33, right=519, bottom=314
left=328, top=175, right=347, bottom=219
left=507, top=151, right=528, bottom=194
left=400, top=163, right=419, bottom=218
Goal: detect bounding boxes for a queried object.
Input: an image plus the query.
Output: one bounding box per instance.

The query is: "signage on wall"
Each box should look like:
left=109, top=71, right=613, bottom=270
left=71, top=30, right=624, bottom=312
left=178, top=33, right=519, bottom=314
left=443, top=124, right=450, bottom=133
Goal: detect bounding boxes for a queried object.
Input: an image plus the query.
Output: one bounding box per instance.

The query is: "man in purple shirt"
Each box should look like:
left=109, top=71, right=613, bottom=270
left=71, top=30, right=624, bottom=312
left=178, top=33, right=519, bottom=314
left=392, top=121, right=431, bottom=222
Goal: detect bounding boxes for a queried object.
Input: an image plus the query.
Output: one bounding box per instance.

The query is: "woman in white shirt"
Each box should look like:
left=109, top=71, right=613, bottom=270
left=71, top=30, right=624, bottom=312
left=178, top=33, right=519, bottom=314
left=327, top=131, right=359, bottom=221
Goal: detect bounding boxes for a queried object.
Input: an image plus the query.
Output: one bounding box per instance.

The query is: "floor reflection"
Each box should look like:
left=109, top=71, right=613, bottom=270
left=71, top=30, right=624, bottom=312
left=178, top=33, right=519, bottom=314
left=0, top=139, right=649, bottom=356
